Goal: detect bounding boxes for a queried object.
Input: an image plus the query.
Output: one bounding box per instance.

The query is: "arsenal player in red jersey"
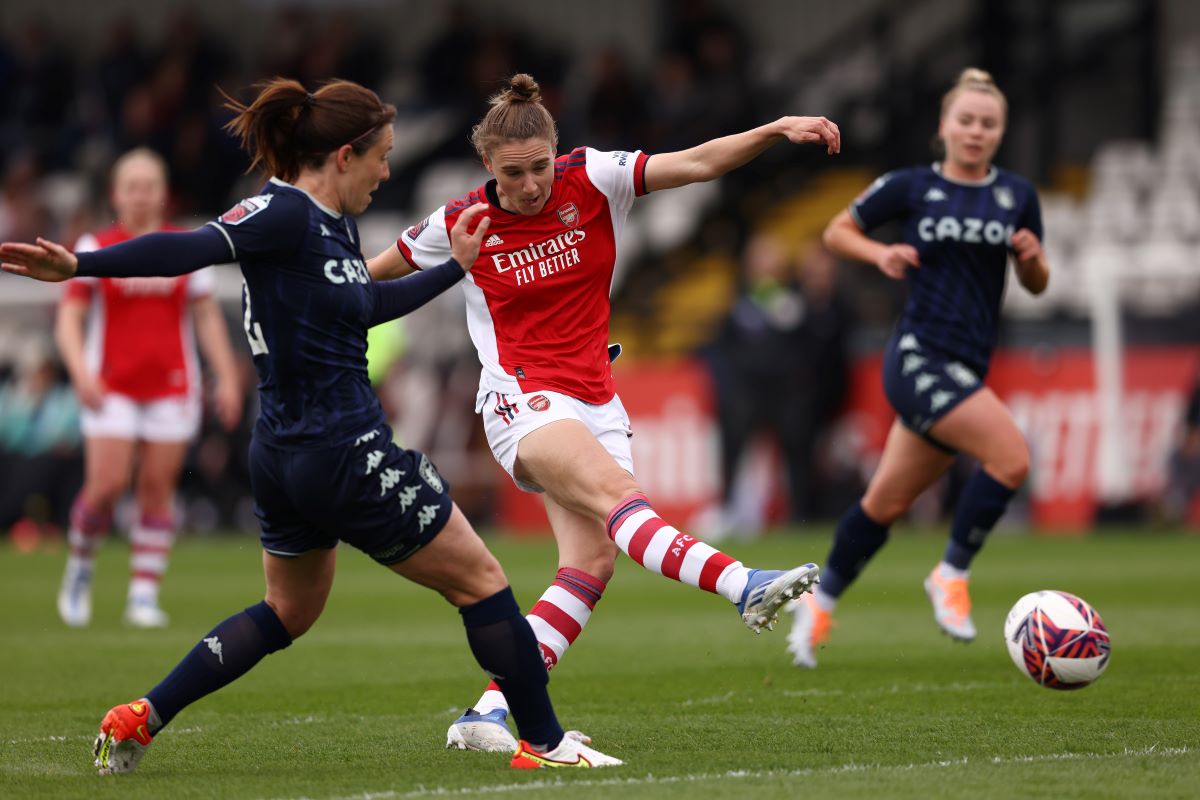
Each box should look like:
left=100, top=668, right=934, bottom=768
left=55, top=148, right=242, bottom=629
left=370, top=73, right=841, bottom=752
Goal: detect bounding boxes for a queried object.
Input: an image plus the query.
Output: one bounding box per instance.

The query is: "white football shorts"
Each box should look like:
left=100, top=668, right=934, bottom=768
left=477, top=388, right=634, bottom=493
left=81, top=391, right=201, bottom=442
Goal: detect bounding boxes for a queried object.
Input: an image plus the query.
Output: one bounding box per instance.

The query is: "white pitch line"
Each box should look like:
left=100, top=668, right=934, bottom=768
left=264, top=744, right=1193, bottom=800
left=6, top=725, right=205, bottom=746
left=782, top=680, right=1008, bottom=699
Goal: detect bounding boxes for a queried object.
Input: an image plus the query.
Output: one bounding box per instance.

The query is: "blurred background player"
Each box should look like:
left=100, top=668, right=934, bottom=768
left=2, top=77, right=620, bottom=772
left=787, top=68, right=1050, bottom=668
left=55, top=148, right=242, bottom=628
left=370, top=73, right=837, bottom=752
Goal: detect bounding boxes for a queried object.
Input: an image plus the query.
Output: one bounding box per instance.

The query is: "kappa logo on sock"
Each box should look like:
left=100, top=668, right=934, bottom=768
left=204, top=635, right=224, bottom=665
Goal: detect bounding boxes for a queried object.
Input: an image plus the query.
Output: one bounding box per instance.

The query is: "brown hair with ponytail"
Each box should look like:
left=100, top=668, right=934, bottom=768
left=223, top=78, right=396, bottom=183
left=469, top=73, right=558, bottom=160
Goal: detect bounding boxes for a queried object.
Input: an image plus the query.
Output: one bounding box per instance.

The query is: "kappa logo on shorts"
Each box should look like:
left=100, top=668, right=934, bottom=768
left=219, top=194, right=272, bottom=225
left=418, top=454, right=444, bottom=494
left=528, top=394, right=551, bottom=412
left=557, top=202, right=579, bottom=228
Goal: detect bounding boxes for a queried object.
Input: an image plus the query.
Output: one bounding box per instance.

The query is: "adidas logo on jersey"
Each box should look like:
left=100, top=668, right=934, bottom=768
left=485, top=234, right=504, bottom=247
left=924, top=188, right=948, bottom=202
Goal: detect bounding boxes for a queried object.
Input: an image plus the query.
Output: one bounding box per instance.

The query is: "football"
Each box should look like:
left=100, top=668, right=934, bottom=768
left=1003, top=591, right=1111, bottom=690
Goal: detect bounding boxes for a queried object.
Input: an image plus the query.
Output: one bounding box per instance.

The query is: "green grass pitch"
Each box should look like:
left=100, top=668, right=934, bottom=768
left=1, top=528, right=1197, bottom=799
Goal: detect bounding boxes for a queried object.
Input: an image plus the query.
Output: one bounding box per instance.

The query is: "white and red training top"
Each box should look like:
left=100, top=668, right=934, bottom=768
left=65, top=224, right=214, bottom=401
left=396, top=146, right=649, bottom=405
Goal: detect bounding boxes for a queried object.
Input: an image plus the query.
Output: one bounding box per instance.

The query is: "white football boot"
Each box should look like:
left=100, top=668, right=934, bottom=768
left=737, top=564, right=820, bottom=633
left=510, top=732, right=623, bottom=768
left=446, top=708, right=519, bottom=752
left=57, top=561, right=93, bottom=628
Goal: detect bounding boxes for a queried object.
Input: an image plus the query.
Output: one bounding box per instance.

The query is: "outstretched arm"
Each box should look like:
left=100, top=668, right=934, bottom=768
left=643, top=116, right=840, bottom=193
left=1, top=227, right=233, bottom=282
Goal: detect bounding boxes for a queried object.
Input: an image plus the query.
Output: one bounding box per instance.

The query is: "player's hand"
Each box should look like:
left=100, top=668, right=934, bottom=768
left=0, top=237, right=79, bottom=282
left=73, top=372, right=107, bottom=411
left=449, top=203, right=491, bottom=272
left=876, top=244, right=919, bottom=280
left=778, top=116, right=841, bottom=155
left=1010, top=228, right=1043, bottom=265
left=214, top=377, right=242, bottom=431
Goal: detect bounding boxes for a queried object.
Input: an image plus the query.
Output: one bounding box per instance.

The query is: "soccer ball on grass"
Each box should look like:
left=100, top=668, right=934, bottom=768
left=1003, top=590, right=1110, bottom=690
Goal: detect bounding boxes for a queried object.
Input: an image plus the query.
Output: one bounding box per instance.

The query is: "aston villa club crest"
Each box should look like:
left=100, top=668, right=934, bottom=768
left=993, top=186, right=1014, bottom=210
left=418, top=454, right=444, bottom=493
left=557, top=202, right=579, bottom=228
left=528, top=394, right=551, bottom=412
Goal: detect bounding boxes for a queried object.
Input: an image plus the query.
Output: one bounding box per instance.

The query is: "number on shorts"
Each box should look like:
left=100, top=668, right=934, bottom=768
left=242, top=281, right=269, bottom=355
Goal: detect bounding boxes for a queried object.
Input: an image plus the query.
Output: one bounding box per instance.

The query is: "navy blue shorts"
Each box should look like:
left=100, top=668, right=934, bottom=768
left=882, top=332, right=985, bottom=453
left=249, top=426, right=453, bottom=565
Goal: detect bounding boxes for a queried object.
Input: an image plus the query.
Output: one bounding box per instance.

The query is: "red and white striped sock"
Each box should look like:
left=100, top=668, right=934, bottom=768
left=474, top=568, right=606, bottom=715
left=65, top=496, right=111, bottom=577
left=127, top=511, right=175, bottom=607
left=605, top=493, right=751, bottom=603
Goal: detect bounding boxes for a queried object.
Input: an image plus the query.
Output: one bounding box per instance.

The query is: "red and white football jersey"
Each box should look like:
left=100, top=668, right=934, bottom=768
left=396, top=147, right=649, bottom=405
left=64, top=225, right=214, bottom=401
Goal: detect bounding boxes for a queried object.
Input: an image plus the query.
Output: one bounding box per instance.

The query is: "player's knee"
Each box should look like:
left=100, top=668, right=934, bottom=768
left=266, top=598, right=323, bottom=639
left=83, top=480, right=125, bottom=510
left=135, top=479, right=175, bottom=515
left=989, top=438, right=1030, bottom=489
left=594, top=473, right=642, bottom=516
left=442, top=557, right=509, bottom=608
left=861, top=492, right=909, bottom=525
left=564, top=539, right=618, bottom=583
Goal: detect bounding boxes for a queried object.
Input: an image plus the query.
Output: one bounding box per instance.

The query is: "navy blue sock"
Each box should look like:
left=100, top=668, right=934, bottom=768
left=460, top=587, right=563, bottom=749
left=821, top=502, right=890, bottom=599
left=146, top=601, right=292, bottom=732
left=944, top=469, right=1017, bottom=570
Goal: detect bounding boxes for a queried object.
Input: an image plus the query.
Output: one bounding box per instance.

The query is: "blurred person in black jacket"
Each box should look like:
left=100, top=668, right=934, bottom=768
left=702, top=235, right=851, bottom=533
left=1163, top=375, right=1200, bottom=526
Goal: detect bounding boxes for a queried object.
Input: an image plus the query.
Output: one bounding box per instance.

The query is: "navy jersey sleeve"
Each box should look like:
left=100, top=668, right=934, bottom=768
left=75, top=227, right=232, bottom=278
left=206, top=191, right=307, bottom=262
left=1016, top=180, right=1044, bottom=241
left=849, top=169, right=914, bottom=231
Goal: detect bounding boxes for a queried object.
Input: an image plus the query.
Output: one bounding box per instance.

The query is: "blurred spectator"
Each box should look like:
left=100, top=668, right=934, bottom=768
left=646, top=52, right=706, bottom=153
left=9, top=19, right=76, bottom=169
left=700, top=236, right=852, bottom=533
left=0, top=341, right=82, bottom=535
left=584, top=46, right=649, bottom=151
left=94, top=18, right=150, bottom=136
left=0, top=152, right=52, bottom=243
left=420, top=2, right=483, bottom=113
left=1163, top=376, right=1200, bottom=526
